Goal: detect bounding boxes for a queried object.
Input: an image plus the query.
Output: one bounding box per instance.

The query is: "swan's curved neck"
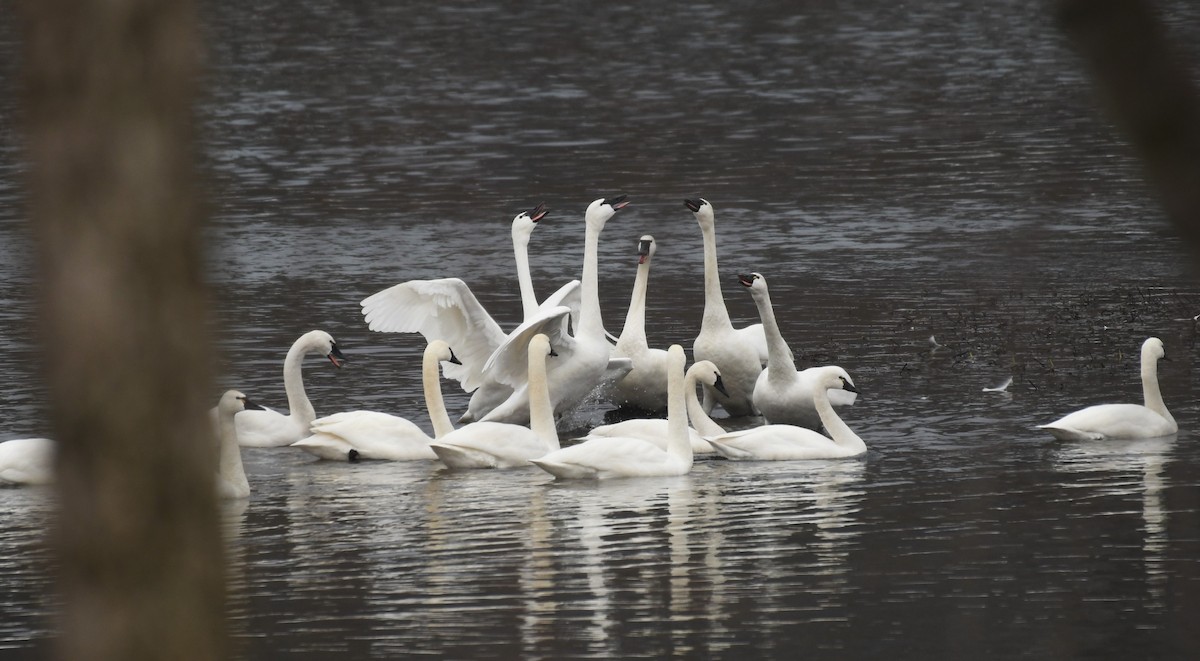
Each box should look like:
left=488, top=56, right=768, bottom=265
left=579, top=221, right=605, bottom=339
left=684, top=372, right=726, bottom=437
left=617, top=259, right=650, bottom=347
left=1141, top=352, right=1174, bottom=427
left=513, top=231, right=538, bottom=320
left=815, top=388, right=865, bottom=454
left=751, top=290, right=797, bottom=373
left=218, top=409, right=248, bottom=495
left=283, top=340, right=317, bottom=423
left=699, top=218, right=732, bottom=328
left=666, top=351, right=692, bottom=468
left=423, top=352, right=456, bottom=438
left=527, top=351, right=559, bottom=451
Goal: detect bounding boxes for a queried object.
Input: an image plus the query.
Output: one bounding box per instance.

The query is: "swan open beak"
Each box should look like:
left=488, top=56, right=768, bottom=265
left=737, top=274, right=755, bottom=287
left=529, top=202, right=548, bottom=223
left=684, top=198, right=703, bottom=213
left=604, top=194, right=629, bottom=210
left=637, top=238, right=652, bottom=264
left=327, top=345, right=347, bottom=368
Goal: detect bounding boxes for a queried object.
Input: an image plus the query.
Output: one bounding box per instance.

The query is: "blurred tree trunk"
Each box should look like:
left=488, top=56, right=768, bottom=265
left=18, top=1, right=226, bottom=660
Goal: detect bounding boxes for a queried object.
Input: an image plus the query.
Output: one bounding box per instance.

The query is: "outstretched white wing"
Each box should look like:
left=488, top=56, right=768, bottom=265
left=481, top=305, right=574, bottom=389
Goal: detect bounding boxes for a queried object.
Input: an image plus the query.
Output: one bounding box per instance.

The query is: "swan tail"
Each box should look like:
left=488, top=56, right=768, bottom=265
left=705, top=439, right=757, bottom=461
left=430, top=443, right=500, bottom=469
left=1035, top=425, right=1104, bottom=442
left=530, top=458, right=598, bottom=480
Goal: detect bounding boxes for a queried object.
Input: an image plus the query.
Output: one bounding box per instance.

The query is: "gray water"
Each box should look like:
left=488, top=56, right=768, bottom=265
left=3, top=1, right=1200, bottom=658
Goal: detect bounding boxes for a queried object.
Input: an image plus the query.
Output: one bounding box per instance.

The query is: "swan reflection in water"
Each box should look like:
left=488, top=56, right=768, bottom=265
left=1052, top=435, right=1175, bottom=613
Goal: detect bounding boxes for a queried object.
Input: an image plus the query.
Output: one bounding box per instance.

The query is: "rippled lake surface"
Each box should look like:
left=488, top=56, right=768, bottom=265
left=3, top=1, right=1200, bottom=658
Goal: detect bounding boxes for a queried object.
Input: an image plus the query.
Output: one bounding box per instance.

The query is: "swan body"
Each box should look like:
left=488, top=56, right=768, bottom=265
left=531, top=344, right=693, bottom=479
left=479, top=196, right=629, bottom=424
left=686, top=198, right=768, bottom=417
left=739, top=272, right=857, bottom=429
left=232, top=330, right=346, bottom=447
left=584, top=359, right=729, bottom=454
left=0, top=438, right=55, bottom=486
left=431, top=333, right=560, bottom=469
left=1038, top=337, right=1177, bottom=441
left=608, top=235, right=672, bottom=413
left=291, top=341, right=461, bottom=461
left=707, top=368, right=865, bottom=460
left=360, top=204, right=583, bottom=422
left=215, top=390, right=265, bottom=499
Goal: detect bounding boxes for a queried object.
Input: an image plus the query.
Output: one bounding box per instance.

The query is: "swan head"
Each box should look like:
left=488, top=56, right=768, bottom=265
left=530, top=333, right=556, bottom=358
left=218, top=390, right=264, bottom=417
left=819, top=367, right=858, bottom=395
left=302, top=330, right=346, bottom=368
left=688, top=360, right=729, bottom=397
left=1142, top=337, right=1166, bottom=362
left=737, top=272, right=767, bottom=296
left=637, top=235, right=656, bottom=264
left=511, top=202, right=548, bottom=244
left=426, top=339, right=462, bottom=366
left=684, top=198, right=714, bottom=225
left=585, top=195, right=630, bottom=229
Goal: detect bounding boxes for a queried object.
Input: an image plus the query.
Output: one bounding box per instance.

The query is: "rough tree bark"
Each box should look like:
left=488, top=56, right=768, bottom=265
left=18, top=1, right=227, bottom=660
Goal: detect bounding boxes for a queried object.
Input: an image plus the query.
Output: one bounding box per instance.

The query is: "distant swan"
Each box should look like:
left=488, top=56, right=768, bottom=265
left=584, top=359, right=728, bottom=454
left=608, top=235, right=671, bottom=412
left=1038, top=337, right=1177, bottom=441
left=739, top=272, right=856, bottom=429
left=233, top=330, right=346, bottom=447
left=707, top=368, right=865, bottom=461
left=0, top=437, right=55, bottom=486
left=291, top=341, right=461, bottom=461
left=215, top=390, right=266, bottom=499
left=360, top=204, right=582, bottom=423
left=430, top=333, right=560, bottom=468
left=686, top=198, right=768, bottom=417
left=531, top=344, right=693, bottom=479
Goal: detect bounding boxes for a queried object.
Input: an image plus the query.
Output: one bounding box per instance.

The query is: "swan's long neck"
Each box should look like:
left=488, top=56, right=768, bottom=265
left=527, top=350, right=559, bottom=452
left=699, top=219, right=733, bottom=329
left=617, top=258, right=650, bottom=348
left=218, top=408, right=249, bottom=496
left=666, top=348, right=692, bottom=468
left=282, top=340, right=316, bottom=424
left=423, top=351, right=455, bottom=439
left=684, top=372, right=726, bottom=438
left=1141, top=352, right=1174, bottom=427
left=513, top=231, right=538, bottom=320
left=814, top=387, right=865, bottom=454
left=579, top=221, right=605, bottom=340
left=751, top=289, right=797, bottom=374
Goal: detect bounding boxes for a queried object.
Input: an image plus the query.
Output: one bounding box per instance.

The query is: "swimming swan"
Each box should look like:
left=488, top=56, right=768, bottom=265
left=739, top=272, right=857, bottom=429
left=215, top=390, right=266, bottom=499
left=0, top=438, right=55, bottom=486
left=707, top=369, right=865, bottom=460
left=478, top=196, right=629, bottom=424
left=686, top=198, right=768, bottom=417
left=608, top=235, right=672, bottom=412
left=290, top=341, right=462, bottom=461
left=233, top=330, right=346, bottom=447
left=1038, top=337, right=1177, bottom=441
left=360, top=204, right=582, bottom=422
left=584, top=359, right=728, bottom=454
left=531, top=344, right=693, bottom=479
left=430, top=333, right=560, bottom=468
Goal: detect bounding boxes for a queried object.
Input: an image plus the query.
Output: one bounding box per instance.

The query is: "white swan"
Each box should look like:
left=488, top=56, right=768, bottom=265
left=478, top=196, right=629, bottom=424
left=360, top=204, right=582, bottom=422
left=531, top=344, right=694, bottom=479
left=686, top=198, right=768, bottom=417
left=430, top=333, right=560, bottom=468
left=739, top=272, right=857, bottom=429
left=1038, top=337, right=1177, bottom=441
left=0, top=438, right=55, bottom=486
left=290, top=341, right=461, bottom=461
left=607, top=235, right=672, bottom=412
left=232, top=330, right=346, bottom=447
left=215, top=389, right=266, bottom=499
left=584, top=359, right=728, bottom=454
left=707, top=368, right=865, bottom=460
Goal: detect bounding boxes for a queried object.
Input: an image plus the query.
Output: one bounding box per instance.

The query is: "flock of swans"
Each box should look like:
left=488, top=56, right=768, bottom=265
left=0, top=197, right=1181, bottom=491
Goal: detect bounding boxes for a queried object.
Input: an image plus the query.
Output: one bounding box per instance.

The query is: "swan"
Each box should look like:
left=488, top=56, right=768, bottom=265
left=215, top=389, right=266, bottom=499
left=739, top=272, right=857, bottom=429
left=478, top=196, right=629, bottom=424
left=360, top=204, right=582, bottom=422
left=430, top=333, right=560, bottom=469
left=686, top=198, right=768, bottom=417
left=584, top=359, right=728, bottom=454
left=0, top=438, right=55, bottom=486
left=290, top=341, right=462, bottom=461
left=232, top=330, right=346, bottom=447
left=1038, top=337, right=1177, bottom=441
left=707, top=368, right=865, bottom=460
left=607, top=235, right=672, bottom=412
left=531, top=344, right=694, bottom=479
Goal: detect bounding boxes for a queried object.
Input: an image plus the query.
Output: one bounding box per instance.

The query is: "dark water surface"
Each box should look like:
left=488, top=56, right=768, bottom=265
left=4, top=1, right=1200, bottom=658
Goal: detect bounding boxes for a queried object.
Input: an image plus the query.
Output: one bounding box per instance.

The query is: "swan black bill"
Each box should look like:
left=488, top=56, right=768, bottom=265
left=529, top=202, right=548, bottom=222
left=242, top=397, right=266, bottom=411
left=604, top=194, right=629, bottom=210
left=684, top=198, right=703, bottom=213
left=738, top=274, right=756, bottom=287
left=328, top=345, right=347, bottom=368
